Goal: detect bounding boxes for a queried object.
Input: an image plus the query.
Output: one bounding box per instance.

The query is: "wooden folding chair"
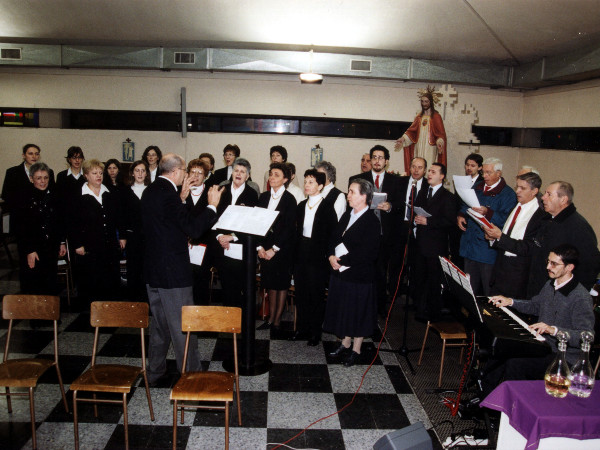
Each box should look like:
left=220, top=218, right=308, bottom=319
left=171, top=306, right=242, bottom=450
left=418, top=320, right=467, bottom=387
left=71, top=301, right=154, bottom=450
left=0, top=295, right=69, bottom=449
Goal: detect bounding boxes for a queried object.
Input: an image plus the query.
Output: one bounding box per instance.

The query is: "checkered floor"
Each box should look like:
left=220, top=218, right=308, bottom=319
left=0, top=297, right=439, bottom=450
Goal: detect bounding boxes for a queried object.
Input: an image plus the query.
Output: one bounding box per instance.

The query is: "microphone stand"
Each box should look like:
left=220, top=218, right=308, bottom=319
left=380, top=180, right=419, bottom=374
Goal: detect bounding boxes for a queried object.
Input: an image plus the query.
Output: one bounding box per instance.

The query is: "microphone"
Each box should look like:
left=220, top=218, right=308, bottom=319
left=411, top=178, right=417, bottom=186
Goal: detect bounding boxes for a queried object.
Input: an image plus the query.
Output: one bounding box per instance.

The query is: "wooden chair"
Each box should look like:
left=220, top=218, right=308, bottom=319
left=0, top=295, right=69, bottom=449
left=56, top=240, right=75, bottom=306
left=418, top=320, right=467, bottom=387
left=71, top=302, right=154, bottom=450
left=171, top=306, right=242, bottom=450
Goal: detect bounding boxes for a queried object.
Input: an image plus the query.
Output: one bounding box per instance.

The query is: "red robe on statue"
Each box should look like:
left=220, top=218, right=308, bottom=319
left=402, top=112, right=447, bottom=173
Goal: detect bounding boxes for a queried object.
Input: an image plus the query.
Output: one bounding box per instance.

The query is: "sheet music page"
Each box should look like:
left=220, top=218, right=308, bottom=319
left=467, top=208, right=494, bottom=229
left=453, top=175, right=474, bottom=190
left=188, top=244, right=206, bottom=265
left=455, top=187, right=480, bottom=208
left=212, top=205, right=279, bottom=236
left=335, top=243, right=350, bottom=272
left=224, top=243, right=243, bottom=260
left=370, top=192, right=387, bottom=209
left=413, top=206, right=432, bottom=218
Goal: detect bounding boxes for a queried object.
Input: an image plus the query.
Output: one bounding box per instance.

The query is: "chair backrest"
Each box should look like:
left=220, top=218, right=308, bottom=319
left=2, top=295, right=60, bottom=321
left=90, top=301, right=149, bottom=328
left=181, top=306, right=241, bottom=334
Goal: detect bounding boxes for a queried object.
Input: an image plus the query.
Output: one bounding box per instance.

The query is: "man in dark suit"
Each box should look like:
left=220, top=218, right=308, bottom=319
left=2, top=143, right=55, bottom=232
left=351, top=145, right=400, bottom=314
left=412, top=163, right=457, bottom=321
left=141, top=153, right=223, bottom=385
left=484, top=172, right=548, bottom=299
left=207, top=144, right=240, bottom=186
left=392, top=156, right=427, bottom=301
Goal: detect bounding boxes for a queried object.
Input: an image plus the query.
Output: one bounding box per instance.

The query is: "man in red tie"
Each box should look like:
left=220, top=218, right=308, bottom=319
left=483, top=172, right=548, bottom=298
left=457, top=157, right=517, bottom=295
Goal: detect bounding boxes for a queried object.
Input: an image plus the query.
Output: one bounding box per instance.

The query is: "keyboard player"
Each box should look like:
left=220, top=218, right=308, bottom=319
left=481, top=243, right=594, bottom=397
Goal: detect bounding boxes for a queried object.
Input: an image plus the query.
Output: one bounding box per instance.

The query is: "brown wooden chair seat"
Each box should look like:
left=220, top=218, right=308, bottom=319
left=171, top=305, right=242, bottom=450
left=72, top=301, right=154, bottom=450
left=0, top=295, right=69, bottom=449
left=418, top=320, right=467, bottom=387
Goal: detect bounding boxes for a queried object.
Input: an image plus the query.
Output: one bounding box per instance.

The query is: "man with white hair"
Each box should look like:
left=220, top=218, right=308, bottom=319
left=457, top=157, right=517, bottom=295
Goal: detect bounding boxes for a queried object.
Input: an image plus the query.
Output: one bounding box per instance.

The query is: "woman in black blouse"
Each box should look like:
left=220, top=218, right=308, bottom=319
left=142, top=145, right=162, bottom=182
left=257, top=162, right=297, bottom=333
left=121, top=160, right=150, bottom=300
left=70, top=159, right=125, bottom=302
left=15, top=162, right=66, bottom=295
left=103, top=158, right=124, bottom=193
left=215, top=158, right=259, bottom=308
left=324, top=178, right=380, bottom=367
left=292, top=169, right=337, bottom=346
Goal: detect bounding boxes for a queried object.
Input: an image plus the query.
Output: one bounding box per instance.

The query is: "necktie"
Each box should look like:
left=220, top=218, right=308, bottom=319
left=506, top=205, right=522, bottom=236
left=375, top=174, right=380, bottom=189
left=427, top=187, right=433, bottom=200
left=484, top=185, right=490, bottom=193
left=406, top=184, right=416, bottom=220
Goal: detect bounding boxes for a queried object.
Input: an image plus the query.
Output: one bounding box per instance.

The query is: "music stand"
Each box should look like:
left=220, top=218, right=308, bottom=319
left=214, top=205, right=279, bottom=376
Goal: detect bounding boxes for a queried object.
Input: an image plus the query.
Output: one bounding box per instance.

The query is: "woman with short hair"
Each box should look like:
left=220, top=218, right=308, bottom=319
left=323, top=178, right=380, bottom=366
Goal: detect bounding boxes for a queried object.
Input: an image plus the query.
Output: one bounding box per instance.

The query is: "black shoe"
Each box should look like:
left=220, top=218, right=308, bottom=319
left=307, top=336, right=320, bottom=346
left=256, top=321, right=272, bottom=330
left=344, top=351, right=360, bottom=367
left=329, top=344, right=351, bottom=358
left=288, top=330, right=310, bottom=341
left=148, top=373, right=172, bottom=388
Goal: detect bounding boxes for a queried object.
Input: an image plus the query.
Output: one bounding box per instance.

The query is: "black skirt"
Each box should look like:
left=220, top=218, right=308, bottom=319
left=260, top=251, right=293, bottom=290
left=322, top=275, right=377, bottom=338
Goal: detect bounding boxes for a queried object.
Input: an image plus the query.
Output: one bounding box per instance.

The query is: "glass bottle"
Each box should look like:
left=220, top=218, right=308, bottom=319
left=544, top=330, right=571, bottom=398
left=568, top=331, right=595, bottom=398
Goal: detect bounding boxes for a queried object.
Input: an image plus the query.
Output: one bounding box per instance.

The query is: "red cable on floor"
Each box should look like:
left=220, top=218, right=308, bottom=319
left=271, top=201, right=416, bottom=449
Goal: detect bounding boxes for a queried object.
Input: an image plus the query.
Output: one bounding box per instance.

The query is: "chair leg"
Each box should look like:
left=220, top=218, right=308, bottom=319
left=65, top=270, right=71, bottom=306
left=29, top=387, right=37, bottom=450
left=439, top=339, right=447, bottom=387
left=73, top=391, right=80, bottom=450
left=142, top=372, right=155, bottom=421
left=172, top=400, right=178, bottom=450
left=123, top=393, right=129, bottom=450
left=225, top=401, right=230, bottom=450
left=5, top=386, right=12, bottom=413
left=93, top=393, right=98, bottom=417
left=180, top=402, right=185, bottom=424
left=417, top=323, right=431, bottom=366
left=235, top=379, right=242, bottom=426
left=55, top=364, right=69, bottom=413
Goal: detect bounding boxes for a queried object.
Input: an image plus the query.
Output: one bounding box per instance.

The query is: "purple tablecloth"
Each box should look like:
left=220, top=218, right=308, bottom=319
left=481, top=380, right=600, bottom=449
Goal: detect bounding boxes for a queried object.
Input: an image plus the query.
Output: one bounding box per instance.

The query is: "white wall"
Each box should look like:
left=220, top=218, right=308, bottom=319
left=1, top=68, right=599, bottom=234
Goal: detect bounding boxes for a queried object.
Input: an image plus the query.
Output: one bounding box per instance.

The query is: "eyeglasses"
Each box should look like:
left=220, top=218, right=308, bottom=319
left=189, top=170, right=204, bottom=176
left=546, top=259, right=565, bottom=268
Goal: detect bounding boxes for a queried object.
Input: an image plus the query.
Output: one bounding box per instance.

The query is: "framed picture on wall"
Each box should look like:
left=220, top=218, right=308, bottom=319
left=311, top=144, right=323, bottom=167
left=122, top=141, right=135, bottom=162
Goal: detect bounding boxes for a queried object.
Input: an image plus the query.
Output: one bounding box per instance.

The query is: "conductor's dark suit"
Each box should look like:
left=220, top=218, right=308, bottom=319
left=412, top=184, right=457, bottom=320
left=490, top=205, right=549, bottom=299
left=141, top=176, right=218, bottom=382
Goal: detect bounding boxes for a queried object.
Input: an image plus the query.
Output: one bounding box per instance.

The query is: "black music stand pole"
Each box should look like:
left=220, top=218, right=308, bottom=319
left=222, top=234, right=272, bottom=376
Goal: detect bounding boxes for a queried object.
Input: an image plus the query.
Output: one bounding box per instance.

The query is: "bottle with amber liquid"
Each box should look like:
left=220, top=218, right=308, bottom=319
left=568, top=331, right=595, bottom=398
left=544, top=330, right=571, bottom=398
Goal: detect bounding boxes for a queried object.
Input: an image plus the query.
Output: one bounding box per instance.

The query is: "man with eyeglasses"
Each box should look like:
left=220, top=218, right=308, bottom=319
left=141, top=153, right=223, bottom=386
left=526, top=181, right=600, bottom=298
left=482, top=244, right=594, bottom=396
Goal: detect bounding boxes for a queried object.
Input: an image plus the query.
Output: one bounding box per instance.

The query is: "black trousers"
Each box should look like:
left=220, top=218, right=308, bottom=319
left=294, top=239, right=328, bottom=339
left=411, top=252, right=444, bottom=319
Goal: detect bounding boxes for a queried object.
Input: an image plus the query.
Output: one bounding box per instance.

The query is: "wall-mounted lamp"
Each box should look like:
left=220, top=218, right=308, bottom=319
left=299, top=50, right=323, bottom=84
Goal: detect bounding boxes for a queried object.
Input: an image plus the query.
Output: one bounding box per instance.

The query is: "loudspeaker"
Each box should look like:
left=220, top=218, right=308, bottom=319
left=373, top=422, right=433, bottom=450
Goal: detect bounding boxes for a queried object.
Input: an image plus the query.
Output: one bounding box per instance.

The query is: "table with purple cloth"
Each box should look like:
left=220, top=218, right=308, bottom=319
left=481, top=380, right=600, bottom=449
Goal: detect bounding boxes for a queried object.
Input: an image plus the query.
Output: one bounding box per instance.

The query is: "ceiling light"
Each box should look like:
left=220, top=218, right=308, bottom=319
left=299, top=49, right=322, bottom=84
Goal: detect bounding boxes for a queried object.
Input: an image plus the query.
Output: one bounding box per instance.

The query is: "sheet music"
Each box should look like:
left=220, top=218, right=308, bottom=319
left=335, top=243, right=350, bottom=272
left=370, top=192, right=387, bottom=209
left=212, top=205, right=279, bottom=236
left=188, top=243, right=206, bottom=265
left=455, top=187, right=480, bottom=208
left=413, top=206, right=431, bottom=218
left=224, top=243, right=243, bottom=260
